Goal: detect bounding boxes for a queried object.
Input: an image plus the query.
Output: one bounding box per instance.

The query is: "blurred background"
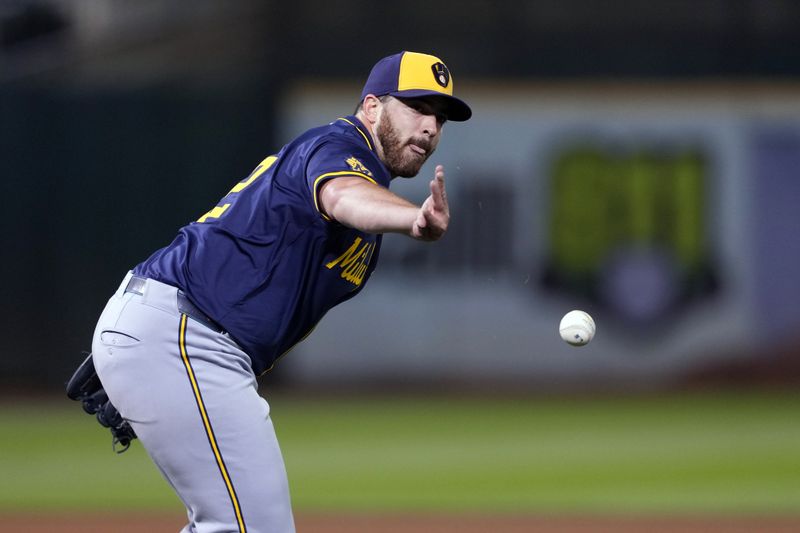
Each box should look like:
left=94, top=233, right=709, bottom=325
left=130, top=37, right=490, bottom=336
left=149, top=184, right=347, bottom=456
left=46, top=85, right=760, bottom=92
left=1, top=0, right=799, bottom=530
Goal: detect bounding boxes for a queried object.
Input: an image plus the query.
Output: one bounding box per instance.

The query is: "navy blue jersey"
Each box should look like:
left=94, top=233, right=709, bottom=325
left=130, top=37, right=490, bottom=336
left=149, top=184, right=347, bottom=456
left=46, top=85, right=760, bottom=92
left=134, top=116, right=391, bottom=374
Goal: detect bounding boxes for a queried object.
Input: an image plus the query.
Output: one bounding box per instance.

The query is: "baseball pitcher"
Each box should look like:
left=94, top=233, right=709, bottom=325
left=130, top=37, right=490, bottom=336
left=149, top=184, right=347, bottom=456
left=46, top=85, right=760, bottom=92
left=68, top=51, right=471, bottom=533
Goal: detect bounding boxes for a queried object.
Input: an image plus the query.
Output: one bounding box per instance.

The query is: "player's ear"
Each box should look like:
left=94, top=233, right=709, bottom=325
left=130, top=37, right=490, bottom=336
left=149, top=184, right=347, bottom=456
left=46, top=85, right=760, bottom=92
left=361, top=94, right=382, bottom=125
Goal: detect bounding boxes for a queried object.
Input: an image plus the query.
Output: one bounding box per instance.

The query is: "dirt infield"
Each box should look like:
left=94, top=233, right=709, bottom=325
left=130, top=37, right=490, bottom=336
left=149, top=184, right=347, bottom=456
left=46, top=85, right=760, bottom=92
left=3, top=513, right=800, bottom=533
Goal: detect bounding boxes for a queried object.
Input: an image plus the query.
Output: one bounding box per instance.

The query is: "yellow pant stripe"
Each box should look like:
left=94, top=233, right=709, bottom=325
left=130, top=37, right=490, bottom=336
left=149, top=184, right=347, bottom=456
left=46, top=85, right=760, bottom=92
left=179, top=314, right=247, bottom=533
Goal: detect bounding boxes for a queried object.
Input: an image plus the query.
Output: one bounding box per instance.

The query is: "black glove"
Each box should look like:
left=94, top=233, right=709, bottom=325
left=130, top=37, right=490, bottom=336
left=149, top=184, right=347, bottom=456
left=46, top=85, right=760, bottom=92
left=66, top=352, right=137, bottom=453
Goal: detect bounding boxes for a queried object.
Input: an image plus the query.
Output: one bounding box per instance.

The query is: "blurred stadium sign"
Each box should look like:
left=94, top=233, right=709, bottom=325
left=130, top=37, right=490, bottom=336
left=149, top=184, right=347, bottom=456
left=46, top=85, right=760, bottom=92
left=541, top=144, right=718, bottom=325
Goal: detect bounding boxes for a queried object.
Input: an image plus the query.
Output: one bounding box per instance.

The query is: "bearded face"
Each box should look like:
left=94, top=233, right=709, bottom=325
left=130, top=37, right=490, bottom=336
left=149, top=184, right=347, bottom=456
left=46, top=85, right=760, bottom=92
left=374, top=103, right=437, bottom=178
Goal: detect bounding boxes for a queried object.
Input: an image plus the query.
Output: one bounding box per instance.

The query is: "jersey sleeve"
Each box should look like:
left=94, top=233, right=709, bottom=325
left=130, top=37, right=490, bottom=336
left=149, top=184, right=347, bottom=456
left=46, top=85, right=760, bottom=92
left=305, top=139, right=388, bottom=221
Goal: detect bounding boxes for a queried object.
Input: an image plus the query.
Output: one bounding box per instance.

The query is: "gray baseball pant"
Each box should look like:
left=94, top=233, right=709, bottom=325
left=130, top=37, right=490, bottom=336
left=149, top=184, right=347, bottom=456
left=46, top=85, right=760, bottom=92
left=92, top=272, right=295, bottom=533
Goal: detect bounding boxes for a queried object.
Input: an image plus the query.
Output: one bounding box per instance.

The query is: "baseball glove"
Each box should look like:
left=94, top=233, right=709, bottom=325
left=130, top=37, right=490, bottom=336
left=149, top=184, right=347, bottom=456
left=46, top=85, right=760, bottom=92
left=66, top=352, right=137, bottom=453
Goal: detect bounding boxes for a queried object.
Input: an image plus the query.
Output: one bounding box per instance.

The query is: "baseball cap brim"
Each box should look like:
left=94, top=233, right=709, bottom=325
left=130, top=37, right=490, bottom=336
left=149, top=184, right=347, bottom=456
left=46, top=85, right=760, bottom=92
left=390, top=89, right=472, bottom=122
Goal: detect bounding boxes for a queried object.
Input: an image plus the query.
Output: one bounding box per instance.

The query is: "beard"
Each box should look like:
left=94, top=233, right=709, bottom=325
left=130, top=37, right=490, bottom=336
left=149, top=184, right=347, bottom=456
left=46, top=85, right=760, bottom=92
left=375, top=112, right=435, bottom=178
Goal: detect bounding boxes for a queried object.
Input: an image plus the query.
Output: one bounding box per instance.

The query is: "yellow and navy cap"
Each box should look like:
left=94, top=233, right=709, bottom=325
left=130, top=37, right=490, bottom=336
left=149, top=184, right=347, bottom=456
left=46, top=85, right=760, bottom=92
left=360, top=51, right=472, bottom=122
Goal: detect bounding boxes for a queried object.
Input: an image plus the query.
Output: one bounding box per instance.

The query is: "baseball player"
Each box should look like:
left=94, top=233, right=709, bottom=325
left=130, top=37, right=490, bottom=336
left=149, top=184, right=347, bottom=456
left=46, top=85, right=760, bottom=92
left=75, top=51, right=471, bottom=533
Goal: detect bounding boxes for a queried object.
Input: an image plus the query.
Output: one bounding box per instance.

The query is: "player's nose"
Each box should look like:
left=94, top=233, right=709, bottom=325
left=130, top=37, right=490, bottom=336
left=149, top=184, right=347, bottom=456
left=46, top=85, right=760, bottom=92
left=420, top=113, right=439, bottom=137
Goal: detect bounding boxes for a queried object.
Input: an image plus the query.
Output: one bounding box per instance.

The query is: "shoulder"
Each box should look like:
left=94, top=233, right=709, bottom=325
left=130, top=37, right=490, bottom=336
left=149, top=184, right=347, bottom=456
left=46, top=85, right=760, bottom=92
left=304, top=119, right=388, bottom=185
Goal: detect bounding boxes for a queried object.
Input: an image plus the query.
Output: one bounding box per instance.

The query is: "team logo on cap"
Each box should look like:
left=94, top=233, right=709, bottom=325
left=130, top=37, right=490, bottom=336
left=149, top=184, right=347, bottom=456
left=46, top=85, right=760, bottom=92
left=431, top=62, right=450, bottom=88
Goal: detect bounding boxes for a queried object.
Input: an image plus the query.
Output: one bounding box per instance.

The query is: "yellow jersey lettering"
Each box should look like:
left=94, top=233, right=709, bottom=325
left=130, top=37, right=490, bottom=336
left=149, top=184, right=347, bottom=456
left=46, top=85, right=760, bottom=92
left=198, top=155, right=277, bottom=223
left=230, top=155, right=277, bottom=194
left=326, top=237, right=363, bottom=269
left=347, top=262, right=368, bottom=285
left=326, top=237, right=374, bottom=287
left=341, top=244, right=370, bottom=283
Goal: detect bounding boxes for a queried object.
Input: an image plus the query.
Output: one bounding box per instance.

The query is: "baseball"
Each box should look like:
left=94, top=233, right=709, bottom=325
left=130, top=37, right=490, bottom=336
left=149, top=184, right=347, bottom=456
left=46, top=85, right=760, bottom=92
left=559, top=310, right=595, bottom=346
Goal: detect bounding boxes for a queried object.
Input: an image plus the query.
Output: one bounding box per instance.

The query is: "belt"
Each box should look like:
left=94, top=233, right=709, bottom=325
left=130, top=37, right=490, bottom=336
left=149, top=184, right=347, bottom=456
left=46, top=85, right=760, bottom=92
left=124, top=276, right=226, bottom=334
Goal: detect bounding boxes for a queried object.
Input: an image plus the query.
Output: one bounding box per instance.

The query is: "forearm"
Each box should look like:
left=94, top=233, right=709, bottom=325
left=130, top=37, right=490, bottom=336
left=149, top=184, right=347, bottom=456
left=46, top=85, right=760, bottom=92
left=320, top=177, right=418, bottom=235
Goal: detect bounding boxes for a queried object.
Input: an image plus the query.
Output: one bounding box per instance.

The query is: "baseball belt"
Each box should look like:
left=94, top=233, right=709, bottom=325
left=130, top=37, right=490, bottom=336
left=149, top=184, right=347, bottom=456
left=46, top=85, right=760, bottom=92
left=125, top=276, right=226, bottom=334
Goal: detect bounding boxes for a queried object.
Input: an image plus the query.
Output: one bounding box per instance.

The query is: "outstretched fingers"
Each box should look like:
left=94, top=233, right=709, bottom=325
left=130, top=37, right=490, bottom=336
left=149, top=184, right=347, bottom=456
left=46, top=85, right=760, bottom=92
left=429, top=165, right=447, bottom=213
left=412, top=165, right=449, bottom=241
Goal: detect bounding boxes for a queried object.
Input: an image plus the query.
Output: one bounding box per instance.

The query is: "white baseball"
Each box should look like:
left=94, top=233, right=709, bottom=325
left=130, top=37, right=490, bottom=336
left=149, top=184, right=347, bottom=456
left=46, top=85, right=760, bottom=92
left=559, top=310, right=595, bottom=346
